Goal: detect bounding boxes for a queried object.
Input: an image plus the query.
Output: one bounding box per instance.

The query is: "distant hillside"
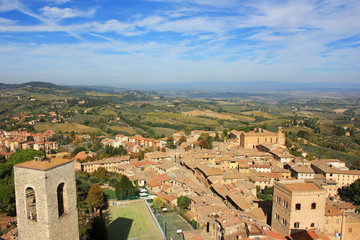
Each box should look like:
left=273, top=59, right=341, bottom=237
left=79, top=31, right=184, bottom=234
left=0, top=81, right=64, bottom=89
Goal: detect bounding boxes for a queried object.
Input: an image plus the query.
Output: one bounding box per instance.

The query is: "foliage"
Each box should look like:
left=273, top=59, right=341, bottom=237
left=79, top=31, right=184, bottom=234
left=102, top=145, right=127, bottom=157
left=352, top=160, right=360, bottom=170
left=166, top=137, right=177, bottom=149
left=350, top=179, right=360, bottom=204
left=177, top=195, right=191, bottom=210
left=256, top=186, right=274, bottom=201
left=152, top=197, right=164, bottom=209
left=197, top=133, right=213, bottom=149
left=333, top=126, right=346, bottom=136
left=0, top=164, right=15, bottom=215
left=178, top=135, right=187, bottom=145
left=7, top=149, right=44, bottom=165
left=81, top=216, right=108, bottom=240
left=115, top=175, right=138, bottom=200
left=87, top=184, right=105, bottom=210
left=0, top=155, right=6, bottom=163
left=190, top=219, right=198, bottom=229
left=91, top=167, right=110, bottom=182
left=73, top=147, right=87, bottom=156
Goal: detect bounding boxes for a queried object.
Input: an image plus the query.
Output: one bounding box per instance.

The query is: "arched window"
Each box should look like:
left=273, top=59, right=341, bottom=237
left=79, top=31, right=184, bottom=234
left=57, top=183, right=65, bottom=217
left=311, top=203, right=316, bottom=209
left=294, top=222, right=300, bottom=228
left=26, top=187, right=37, bottom=221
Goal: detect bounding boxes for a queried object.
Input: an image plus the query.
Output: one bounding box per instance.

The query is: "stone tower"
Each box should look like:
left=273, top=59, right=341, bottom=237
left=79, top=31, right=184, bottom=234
left=14, top=158, right=79, bottom=240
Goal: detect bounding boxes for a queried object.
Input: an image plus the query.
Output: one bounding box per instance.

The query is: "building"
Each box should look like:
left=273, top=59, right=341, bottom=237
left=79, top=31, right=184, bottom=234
left=14, top=158, right=79, bottom=240
left=271, top=180, right=327, bottom=236
left=240, top=127, right=286, bottom=149
left=311, top=159, right=360, bottom=189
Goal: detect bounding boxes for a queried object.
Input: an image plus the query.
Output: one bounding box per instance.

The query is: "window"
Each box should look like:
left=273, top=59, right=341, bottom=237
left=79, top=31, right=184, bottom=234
left=295, top=203, right=301, bottom=210
left=276, top=196, right=281, bottom=204
left=311, top=203, right=316, bottom=209
left=26, top=187, right=37, bottom=221
left=325, top=220, right=328, bottom=224
left=275, top=213, right=280, bottom=221
left=294, top=222, right=300, bottom=228
left=311, top=223, right=315, bottom=227
left=336, top=219, right=339, bottom=223
left=282, top=218, right=287, bottom=226
left=284, top=201, right=289, bottom=208
left=349, top=228, right=352, bottom=233
left=57, top=183, right=65, bottom=217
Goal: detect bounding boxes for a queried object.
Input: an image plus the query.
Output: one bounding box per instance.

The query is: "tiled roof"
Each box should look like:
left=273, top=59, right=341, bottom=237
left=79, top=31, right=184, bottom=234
left=15, top=158, right=72, bottom=171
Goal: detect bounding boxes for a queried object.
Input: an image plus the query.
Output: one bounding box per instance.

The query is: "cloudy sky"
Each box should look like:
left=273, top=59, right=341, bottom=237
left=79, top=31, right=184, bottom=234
left=0, top=0, right=359, bottom=86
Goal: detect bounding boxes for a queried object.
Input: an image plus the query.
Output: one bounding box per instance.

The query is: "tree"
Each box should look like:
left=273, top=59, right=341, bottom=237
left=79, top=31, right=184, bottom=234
left=177, top=195, right=191, bottom=210
left=7, top=149, right=44, bottom=165
left=87, top=184, right=105, bottom=211
left=115, top=175, right=138, bottom=200
left=87, top=216, right=108, bottom=240
left=166, top=137, right=176, bottom=149
left=81, top=216, right=108, bottom=240
left=0, top=155, right=6, bottom=163
left=73, top=147, right=87, bottom=156
left=178, top=136, right=187, bottom=145
left=350, top=179, right=360, bottom=204
left=152, top=197, right=164, bottom=209
left=0, top=164, right=15, bottom=214
left=333, top=126, right=346, bottom=136
left=352, top=160, right=360, bottom=170
left=92, top=167, right=110, bottom=182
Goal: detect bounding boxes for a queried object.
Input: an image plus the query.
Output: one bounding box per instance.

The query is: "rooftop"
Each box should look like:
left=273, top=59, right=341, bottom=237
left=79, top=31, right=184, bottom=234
left=278, top=180, right=324, bottom=192
left=15, top=158, right=73, bottom=171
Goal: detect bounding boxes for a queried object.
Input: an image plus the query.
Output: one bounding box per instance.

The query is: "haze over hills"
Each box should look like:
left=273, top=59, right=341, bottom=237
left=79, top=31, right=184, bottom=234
left=121, top=81, right=360, bottom=92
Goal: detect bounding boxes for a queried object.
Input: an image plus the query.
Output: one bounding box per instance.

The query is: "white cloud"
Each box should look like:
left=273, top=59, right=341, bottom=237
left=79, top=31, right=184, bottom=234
left=0, top=0, right=21, bottom=12
left=0, top=17, right=16, bottom=24
left=40, top=6, right=95, bottom=21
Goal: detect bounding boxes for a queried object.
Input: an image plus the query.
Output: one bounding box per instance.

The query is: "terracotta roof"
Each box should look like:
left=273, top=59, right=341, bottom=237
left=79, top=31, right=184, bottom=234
left=281, top=181, right=323, bottom=192
left=226, top=191, right=253, bottom=211
left=291, top=165, right=315, bottom=173
left=289, top=229, right=330, bottom=240
left=325, top=203, right=342, bottom=216
left=15, top=158, right=73, bottom=171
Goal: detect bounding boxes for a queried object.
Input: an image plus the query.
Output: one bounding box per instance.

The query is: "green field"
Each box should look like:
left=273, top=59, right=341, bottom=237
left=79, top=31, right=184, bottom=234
left=103, top=189, right=117, bottom=200
left=107, top=200, right=164, bottom=240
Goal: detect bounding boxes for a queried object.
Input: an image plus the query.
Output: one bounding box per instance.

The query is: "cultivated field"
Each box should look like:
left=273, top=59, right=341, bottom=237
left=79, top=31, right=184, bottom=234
left=106, top=200, right=164, bottom=240
left=34, top=123, right=100, bottom=133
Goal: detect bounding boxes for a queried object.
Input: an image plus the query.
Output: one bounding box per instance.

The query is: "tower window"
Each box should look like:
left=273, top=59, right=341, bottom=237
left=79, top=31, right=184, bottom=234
left=26, top=187, right=37, bottom=221
left=311, top=223, right=315, bottom=227
left=311, top=203, right=316, bottom=209
left=57, top=183, right=65, bottom=217
left=294, top=222, right=300, bottom=228
left=295, top=203, right=301, bottom=210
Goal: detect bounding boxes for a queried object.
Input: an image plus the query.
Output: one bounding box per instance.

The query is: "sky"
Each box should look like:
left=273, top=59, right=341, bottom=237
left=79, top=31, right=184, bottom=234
left=0, top=0, right=359, bottom=86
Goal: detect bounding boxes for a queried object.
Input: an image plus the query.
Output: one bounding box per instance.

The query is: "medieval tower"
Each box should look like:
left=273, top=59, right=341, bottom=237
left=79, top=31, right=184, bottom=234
left=14, top=158, right=79, bottom=240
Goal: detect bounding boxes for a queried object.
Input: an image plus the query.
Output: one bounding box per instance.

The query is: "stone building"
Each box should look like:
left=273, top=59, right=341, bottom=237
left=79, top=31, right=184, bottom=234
left=14, top=158, right=79, bottom=240
left=271, top=180, right=327, bottom=236
left=240, top=127, right=286, bottom=149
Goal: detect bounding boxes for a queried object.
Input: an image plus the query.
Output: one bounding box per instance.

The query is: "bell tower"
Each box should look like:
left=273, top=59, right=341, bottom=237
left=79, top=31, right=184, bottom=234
left=14, top=158, right=79, bottom=240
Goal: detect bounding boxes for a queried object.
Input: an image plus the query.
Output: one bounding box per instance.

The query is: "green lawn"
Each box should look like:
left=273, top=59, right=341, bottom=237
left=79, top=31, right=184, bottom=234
left=103, top=189, right=117, bottom=200
left=106, top=200, right=164, bottom=240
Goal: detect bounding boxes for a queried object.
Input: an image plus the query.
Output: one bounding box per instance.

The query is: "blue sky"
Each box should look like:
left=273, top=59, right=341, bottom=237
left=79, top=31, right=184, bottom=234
left=0, top=0, right=359, bottom=86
